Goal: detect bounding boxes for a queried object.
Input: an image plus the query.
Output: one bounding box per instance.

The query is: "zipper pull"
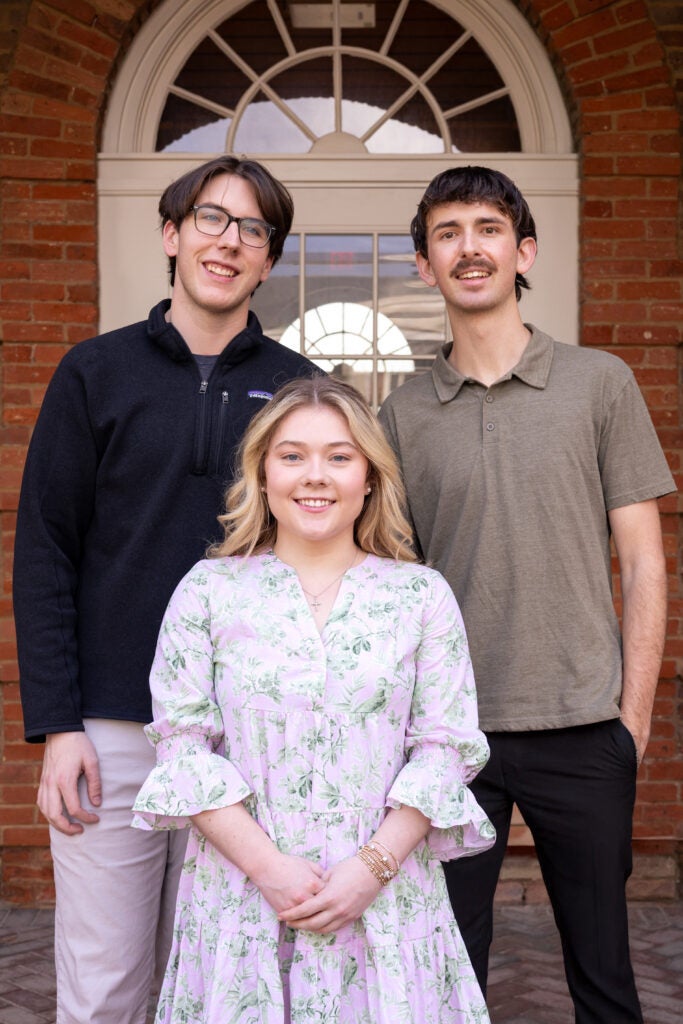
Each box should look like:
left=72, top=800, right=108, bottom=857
left=221, top=391, right=229, bottom=404
left=199, top=380, right=208, bottom=394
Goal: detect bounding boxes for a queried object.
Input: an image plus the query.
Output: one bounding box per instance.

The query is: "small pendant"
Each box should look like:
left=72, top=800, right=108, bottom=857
left=308, top=596, right=321, bottom=611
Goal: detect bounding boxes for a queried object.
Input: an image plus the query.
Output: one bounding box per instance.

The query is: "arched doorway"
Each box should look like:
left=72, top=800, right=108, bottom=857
left=99, top=0, right=577, bottom=405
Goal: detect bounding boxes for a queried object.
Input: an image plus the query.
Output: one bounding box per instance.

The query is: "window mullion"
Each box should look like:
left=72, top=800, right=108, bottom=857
left=266, top=0, right=297, bottom=57
left=444, top=86, right=511, bottom=120
left=167, top=85, right=233, bottom=120
left=379, top=0, right=410, bottom=57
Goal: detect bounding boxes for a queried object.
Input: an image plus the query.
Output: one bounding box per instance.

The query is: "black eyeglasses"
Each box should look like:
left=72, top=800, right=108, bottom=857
left=192, top=205, right=275, bottom=248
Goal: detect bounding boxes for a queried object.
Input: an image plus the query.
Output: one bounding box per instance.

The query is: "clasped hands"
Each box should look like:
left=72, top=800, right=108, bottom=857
left=253, top=851, right=382, bottom=935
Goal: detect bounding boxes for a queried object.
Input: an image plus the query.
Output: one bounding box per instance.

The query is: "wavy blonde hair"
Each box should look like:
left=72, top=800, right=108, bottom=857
left=211, top=375, right=416, bottom=562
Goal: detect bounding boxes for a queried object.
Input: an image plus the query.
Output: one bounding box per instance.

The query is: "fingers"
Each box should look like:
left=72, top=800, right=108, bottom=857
left=37, top=733, right=101, bottom=834
left=279, top=857, right=382, bottom=931
left=38, top=773, right=101, bottom=833
left=280, top=896, right=344, bottom=934
left=278, top=891, right=324, bottom=923
left=82, top=753, right=102, bottom=808
left=37, top=778, right=86, bottom=836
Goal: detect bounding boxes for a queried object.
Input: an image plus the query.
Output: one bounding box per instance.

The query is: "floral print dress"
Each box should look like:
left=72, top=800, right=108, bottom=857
left=133, top=551, right=494, bottom=1024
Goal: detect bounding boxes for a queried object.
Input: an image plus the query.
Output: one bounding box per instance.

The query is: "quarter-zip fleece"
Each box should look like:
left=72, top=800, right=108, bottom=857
left=13, top=299, right=316, bottom=740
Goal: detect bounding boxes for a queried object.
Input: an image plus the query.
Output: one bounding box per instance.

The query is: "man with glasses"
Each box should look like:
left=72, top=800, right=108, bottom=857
left=13, top=156, right=316, bottom=1024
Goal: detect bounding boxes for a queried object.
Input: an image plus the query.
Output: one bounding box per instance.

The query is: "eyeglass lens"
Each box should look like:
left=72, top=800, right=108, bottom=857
left=193, top=206, right=272, bottom=247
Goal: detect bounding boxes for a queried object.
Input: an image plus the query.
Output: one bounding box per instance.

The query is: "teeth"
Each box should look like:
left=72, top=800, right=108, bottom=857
left=206, top=263, right=236, bottom=278
left=460, top=271, right=489, bottom=279
left=297, top=499, right=332, bottom=507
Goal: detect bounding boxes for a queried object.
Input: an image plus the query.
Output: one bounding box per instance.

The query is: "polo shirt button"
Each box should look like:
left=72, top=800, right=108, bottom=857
left=485, top=394, right=494, bottom=403
left=486, top=422, right=495, bottom=431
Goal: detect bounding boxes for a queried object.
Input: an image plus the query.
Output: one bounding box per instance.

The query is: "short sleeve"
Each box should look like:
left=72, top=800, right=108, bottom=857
left=386, top=572, right=495, bottom=860
left=599, top=371, right=675, bottom=511
left=133, top=564, right=252, bottom=831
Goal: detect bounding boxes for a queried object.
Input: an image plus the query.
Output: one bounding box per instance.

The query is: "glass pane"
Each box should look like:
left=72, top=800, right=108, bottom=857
left=387, top=0, right=463, bottom=77
left=157, top=0, right=522, bottom=156
left=175, top=36, right=250, bottom=109
left=378, top=236, right=446, bottom=361
left=157, top=95, right=230, bottom=152
left=250, top=235, right=301, bottom=344
left=271, top=58, right=333, bottom=105
left=262, top=234, right=442, bottom=408
left=341, top=56, right=443, bottom=151
left=328, top=362, right=373, bottom=405
left=305, top=235, right=372, bottom=314
left=342, top=56, right=407, bottom=119
left=259, top=61, right=335, bottom=141
left=233, top=94, right=312, bottom=153
left=430, top=37, right=506, bottom=113
left=448, top=96, right=521, bottom=153
left=366, top=94, right=443, bottom=153
left=215, top=2, right=289, bottom=75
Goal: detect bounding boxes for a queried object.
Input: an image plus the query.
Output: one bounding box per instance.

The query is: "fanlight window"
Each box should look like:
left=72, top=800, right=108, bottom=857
left=157, top=0, right=521, bottom=154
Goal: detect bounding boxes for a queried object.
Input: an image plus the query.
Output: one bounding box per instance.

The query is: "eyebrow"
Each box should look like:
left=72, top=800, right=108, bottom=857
left=272, top=439, right=358, bottom=450
left=430, top=214, right=508, bottom=233
left=196, top=201, right=266, bottom=221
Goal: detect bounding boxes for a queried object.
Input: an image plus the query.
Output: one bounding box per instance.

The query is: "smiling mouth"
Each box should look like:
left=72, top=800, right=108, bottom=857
left=205, top=262, right=237, bottom=278
left=295, top=498, right=334, bottom=508
left=457, top=270, right=491, bottom=280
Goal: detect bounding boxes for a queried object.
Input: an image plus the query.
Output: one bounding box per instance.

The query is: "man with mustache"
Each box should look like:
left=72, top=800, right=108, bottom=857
left=379, top=165, right=674, bottom=1023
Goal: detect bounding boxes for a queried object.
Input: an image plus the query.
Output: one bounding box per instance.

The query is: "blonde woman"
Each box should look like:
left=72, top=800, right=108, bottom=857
left=134, top=375, right=494, bottom=1023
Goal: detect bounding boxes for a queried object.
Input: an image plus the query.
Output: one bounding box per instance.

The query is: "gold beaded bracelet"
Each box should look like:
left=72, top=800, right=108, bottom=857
left=368, top=840, right=399, bottom=873
left=357, top=840, right=399, bottom=886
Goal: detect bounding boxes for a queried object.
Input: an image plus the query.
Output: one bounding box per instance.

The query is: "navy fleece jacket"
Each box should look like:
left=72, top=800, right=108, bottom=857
left=13, top=299, right=316, bottom=740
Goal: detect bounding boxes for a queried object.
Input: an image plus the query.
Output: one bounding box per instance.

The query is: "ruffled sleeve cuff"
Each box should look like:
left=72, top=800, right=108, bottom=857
left=132, top=749, right=253, bottom=831
left=386, top=744, right=496, bottom=860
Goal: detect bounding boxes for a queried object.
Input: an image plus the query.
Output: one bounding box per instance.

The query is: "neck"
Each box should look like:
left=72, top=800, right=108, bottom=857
left=447, top=305, right=531, bottom=386
left=166, top=299, right=249, bottom=356
left=272, top=536, right=361, bottom=577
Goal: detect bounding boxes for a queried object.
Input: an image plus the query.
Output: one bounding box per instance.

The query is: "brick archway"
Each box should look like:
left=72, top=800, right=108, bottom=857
left=0, top=0, right=680, bottom=902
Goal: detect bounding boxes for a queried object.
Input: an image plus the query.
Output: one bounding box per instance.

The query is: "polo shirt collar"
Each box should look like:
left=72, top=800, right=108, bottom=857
left=431, top=324, right=555, bottom=403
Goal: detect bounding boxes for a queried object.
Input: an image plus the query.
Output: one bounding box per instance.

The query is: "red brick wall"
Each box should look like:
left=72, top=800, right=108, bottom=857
left=1, top=0, right=681, bottom=904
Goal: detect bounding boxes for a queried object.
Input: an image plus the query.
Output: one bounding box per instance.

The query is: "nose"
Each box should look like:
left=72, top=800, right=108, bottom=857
left=303, top=456, right=329, bottom=485
left=460, top=228, right=481, bottom=256
left=219, top=218, right=241, bottom=247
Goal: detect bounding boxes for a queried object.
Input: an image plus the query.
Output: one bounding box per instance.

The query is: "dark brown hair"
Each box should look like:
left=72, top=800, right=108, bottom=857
left=411, top=165, right=537, bottom=300
left=159, top=156, right=294, bottom=284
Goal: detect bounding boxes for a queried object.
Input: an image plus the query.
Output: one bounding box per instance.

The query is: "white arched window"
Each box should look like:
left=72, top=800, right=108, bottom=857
left=100, top=0, right=578, bottom=405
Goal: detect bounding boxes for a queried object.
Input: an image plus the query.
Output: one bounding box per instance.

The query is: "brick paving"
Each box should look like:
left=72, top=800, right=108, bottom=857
left=1, top=902, right=682, bottom=1023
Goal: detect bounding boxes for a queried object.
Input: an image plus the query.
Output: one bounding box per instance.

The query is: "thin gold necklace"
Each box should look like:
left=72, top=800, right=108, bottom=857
left=299, top=552, right=361, bottom=611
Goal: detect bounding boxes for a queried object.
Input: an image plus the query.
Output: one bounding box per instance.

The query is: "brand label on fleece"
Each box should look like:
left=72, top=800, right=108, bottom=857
left=247, top=390, right=273, bottom=401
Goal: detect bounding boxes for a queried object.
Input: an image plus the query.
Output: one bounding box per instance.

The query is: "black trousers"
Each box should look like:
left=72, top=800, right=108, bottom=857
left=443, top=720, right=643, bottom=1024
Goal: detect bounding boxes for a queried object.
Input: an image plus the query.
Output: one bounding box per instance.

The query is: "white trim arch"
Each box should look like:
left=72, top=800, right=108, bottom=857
left=97, top=0, right=578, bottom=353
left=102, top=0, right=573, bottom=155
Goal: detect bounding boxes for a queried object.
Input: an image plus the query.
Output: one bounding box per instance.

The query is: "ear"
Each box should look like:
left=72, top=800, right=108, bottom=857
left=415, top=251, right=437, bottom=288
left=162, top=219, right=180, bottom=259
left=259, top=254, right=274, bottom=285
left=517, top=236, right=537, bottom=276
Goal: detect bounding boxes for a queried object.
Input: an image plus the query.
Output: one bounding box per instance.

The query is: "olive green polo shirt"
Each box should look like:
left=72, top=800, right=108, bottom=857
left=379, top=326, right=675, bottom=732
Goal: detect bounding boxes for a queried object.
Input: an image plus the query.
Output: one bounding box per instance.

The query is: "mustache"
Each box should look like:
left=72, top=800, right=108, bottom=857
left=452, top=259, right=495, bottom=276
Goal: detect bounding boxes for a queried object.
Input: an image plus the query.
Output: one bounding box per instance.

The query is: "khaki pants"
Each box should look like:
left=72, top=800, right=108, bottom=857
left=50, top=719, right=187, bottom=1024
